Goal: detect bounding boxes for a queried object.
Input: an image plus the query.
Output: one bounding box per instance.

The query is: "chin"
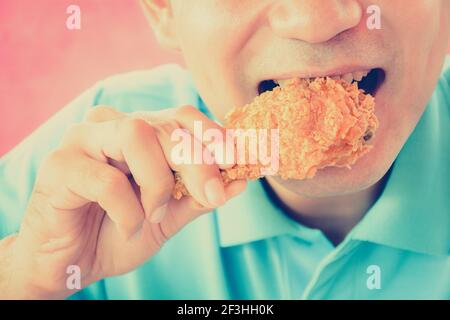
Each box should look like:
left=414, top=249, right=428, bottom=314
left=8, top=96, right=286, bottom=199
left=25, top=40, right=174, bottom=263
left=270, top=166, right=388, bottom=198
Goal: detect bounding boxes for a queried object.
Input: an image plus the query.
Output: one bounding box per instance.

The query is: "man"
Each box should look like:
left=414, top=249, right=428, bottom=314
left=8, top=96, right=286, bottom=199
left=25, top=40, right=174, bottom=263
left=0, top=0, right=449, bottom=299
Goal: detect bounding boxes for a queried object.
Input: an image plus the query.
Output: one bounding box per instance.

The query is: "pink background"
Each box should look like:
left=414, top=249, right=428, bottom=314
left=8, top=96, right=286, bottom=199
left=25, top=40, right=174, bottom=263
left=0, top=0, right=181, bottom=155
left=1, top=1, right=449, bottom=156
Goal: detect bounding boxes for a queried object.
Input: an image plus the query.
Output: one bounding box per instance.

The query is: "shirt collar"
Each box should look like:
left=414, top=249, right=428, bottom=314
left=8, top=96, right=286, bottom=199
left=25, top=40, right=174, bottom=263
left=216, top=180, right=292, bottom=246
left=198, top=70, right=449, bottom=256
left=215, top=179, right=329, bottom=247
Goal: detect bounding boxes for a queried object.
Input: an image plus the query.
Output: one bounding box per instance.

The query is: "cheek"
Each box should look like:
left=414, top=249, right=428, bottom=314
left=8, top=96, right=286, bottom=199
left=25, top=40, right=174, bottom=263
left=381, top=0, right=444, bottom=75
left=377, top=0, right=447, bottom=133
left=173, top=16, right=240, bottom=121
left=175, top=9, right=229, bottom=75
left=173, top=2, right=263, bottom=122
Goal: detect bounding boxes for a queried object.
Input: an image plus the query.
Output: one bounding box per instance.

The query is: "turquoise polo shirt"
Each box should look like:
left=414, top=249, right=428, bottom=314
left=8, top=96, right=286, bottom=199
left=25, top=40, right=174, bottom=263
left=1, top=60, right=449, bottom=300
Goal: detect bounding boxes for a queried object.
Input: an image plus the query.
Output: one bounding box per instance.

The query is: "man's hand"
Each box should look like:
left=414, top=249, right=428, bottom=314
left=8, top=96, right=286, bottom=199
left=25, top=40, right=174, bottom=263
left=2, top=106, right=246, bottom=299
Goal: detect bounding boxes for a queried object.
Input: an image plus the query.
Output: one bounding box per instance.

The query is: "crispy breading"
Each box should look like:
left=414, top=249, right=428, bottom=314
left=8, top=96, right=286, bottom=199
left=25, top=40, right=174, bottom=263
left=172, top=77, right=378, bottom=199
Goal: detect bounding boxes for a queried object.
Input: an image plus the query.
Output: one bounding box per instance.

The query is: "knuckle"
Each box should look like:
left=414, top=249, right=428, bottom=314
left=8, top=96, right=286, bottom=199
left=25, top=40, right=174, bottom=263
left=36, top=148, right=79, bottom=191
left=175, top=105, right=197, bottom=117
left=37, top=150, right=64, bottom=182
left=95, top=167, right=128, bottom=196
left=154, top=119, right=180, bottom=137
left=84, top=105, right=113, bottom=121
left=121, top=118, right=155, bottom=141
left=62, top=123, right=85, bottom=145
left=42, top=149, right=71, bottom=169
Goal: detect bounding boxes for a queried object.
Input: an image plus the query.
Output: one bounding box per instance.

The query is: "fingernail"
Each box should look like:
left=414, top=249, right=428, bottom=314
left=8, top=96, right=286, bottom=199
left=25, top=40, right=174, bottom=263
left=150, top=204, right=168, bottom=223
left=204, top=178, right=226, bottom=207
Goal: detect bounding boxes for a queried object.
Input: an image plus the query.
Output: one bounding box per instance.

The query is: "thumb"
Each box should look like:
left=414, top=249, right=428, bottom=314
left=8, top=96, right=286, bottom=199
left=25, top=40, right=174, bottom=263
left=159, top=179, right=247, bottom=239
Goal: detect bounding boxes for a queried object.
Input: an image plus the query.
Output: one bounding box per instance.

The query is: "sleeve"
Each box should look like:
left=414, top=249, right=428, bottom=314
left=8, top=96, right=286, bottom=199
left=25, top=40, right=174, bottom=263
left=0, top=82, right=107, bottom=300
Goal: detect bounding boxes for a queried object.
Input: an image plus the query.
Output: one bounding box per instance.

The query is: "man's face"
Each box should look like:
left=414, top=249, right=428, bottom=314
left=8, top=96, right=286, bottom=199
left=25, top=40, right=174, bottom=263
left=167, top=0, right=449, bottom=197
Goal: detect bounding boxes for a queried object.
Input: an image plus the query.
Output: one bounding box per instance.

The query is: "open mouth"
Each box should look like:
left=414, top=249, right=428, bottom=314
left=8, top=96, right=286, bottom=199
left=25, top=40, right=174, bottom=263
left=258, top=68, right=386, bottom=96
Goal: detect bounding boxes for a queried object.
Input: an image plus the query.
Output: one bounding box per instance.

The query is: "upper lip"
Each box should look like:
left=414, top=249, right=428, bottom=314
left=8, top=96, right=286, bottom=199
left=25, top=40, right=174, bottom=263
left=264, top=65, right=377, bottom=81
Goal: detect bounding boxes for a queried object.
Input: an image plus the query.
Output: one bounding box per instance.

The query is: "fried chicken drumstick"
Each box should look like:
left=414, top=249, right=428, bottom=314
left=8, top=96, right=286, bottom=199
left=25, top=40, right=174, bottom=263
left=173, top=77, right=379, bottom=200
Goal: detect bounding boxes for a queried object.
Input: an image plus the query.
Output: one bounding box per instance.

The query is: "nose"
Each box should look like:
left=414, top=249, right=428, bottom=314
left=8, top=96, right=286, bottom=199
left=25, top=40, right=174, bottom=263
left=268, top=0, right=363, bottom=44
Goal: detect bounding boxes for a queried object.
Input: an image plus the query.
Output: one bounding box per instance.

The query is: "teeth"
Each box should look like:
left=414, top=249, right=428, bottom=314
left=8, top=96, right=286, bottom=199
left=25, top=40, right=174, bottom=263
left=353, top=71, right=365, bottom=81
left=274, top=79, right=292, bottom=87
left=355, top=70, right=370, bottom=81
left=272, top=69, right=371, bottom=88
left=341, top=73, right=354, bottom=83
